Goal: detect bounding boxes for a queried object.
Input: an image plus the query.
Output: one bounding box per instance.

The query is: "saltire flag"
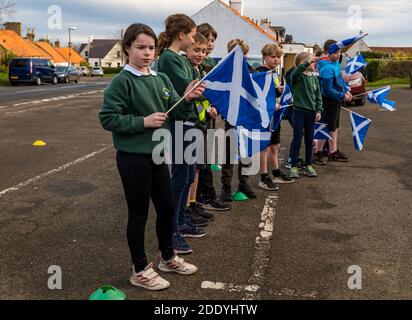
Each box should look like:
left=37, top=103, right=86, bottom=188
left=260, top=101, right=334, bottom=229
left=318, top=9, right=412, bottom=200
left=203, top=45, right=260, bottom=126
left=346, top=54, right=367, bottom=74
left=251, top=71, right=276, bottom=128
left=236, top=71, right=278, bottom=157
left=350, top=112, right=372, bottom=151
left=328, top=34, right=368, bottom=54
left=367, top=86, right=396, bottom=111
left=279, top=83, right=293, bottom=109
left=269, top=84, right=293, bottom=133
left=237, top=126, right=272, bottom=158
left=314, top=122, right=333, bottom=140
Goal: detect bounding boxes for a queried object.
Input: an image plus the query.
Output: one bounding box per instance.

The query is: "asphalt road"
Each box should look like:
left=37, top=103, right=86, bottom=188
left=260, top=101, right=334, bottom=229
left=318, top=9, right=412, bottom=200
left=0, top=84, right=411, bottom=300
left=0, top=77, right=110, bottom=105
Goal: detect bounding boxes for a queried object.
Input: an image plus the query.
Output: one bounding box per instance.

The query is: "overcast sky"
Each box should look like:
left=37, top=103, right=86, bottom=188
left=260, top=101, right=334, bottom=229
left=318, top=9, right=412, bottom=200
left=4, top=0, right=411, bottom=46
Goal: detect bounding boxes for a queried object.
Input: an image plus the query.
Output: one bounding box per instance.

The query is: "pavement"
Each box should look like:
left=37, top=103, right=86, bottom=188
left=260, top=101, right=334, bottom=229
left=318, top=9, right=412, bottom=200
left=0, top=82, right=411, bottom=300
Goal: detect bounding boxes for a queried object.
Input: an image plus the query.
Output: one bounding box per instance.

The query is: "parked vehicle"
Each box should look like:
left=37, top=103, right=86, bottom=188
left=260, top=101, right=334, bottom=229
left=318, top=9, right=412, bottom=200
left=9, top=58, right=58, bottom=85
left=80, top=66, right=90, bottom=76
left=340, top=54, right=367, bottom=106
left=91, top=67, right=104, bottom=77
left=54, top=66, right=81, bottom=83
left=347, top=72, right=366, bottom=106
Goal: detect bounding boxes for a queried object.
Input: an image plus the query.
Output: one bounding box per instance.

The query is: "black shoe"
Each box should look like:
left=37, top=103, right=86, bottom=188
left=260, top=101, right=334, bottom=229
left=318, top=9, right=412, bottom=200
left=272, top=169, right=294, bottom=184
left=298, top=158, right=307, bottom=169
left=221, top=186, right=233, bottom=202
left=186, top=208, right=209, bottom=227
left=258, top=176, right=279, bottom=191
left=201, top=198, right=231, bottom=211
left=238, top=184, right=257, bottom=199
left=313, top=151, right=327, bottom=165
left=328, top=150, right=349, bottom=162
left=335, top=150, right=349, bottom=162
left=192, top=202, right=214, bottom=221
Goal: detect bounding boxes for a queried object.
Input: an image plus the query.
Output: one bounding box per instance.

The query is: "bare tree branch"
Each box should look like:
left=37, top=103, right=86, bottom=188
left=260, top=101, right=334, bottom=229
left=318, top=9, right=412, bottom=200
left=0, top=1, right=16, bottom=21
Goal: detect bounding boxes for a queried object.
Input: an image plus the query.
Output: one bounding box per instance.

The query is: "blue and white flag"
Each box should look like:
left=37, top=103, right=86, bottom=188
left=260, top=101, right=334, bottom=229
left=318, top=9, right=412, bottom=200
left=279, top=84, right=293, bottom=109
left=346, top=54, right=367, bottom=74
left=203, top=46, right=260, bottom=126
left=367, top=86, right=396, bottom=111
left=350, top=112, right=372, bottom=151
left=314, top=122, right=333, bottom=140
left=328, top=34, right=368, bottom=54
left=268, top=84, right=293, bottom=132
left=235, top=71, right=278, bottom=157
left=237, top=126, right=272, bottom=158
left=251, top=71, right=276, bottom=128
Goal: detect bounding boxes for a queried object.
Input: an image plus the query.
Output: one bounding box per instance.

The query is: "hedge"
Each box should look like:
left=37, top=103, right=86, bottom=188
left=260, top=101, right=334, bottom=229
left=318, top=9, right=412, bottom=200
left=365, top=59, right=412, bottom=82
left=102, top=67, right=122, bottom=74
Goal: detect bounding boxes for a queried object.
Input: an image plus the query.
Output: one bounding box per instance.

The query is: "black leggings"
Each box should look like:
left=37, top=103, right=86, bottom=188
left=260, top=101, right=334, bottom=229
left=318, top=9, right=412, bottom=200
left=116, top=151, right=175, bottom=273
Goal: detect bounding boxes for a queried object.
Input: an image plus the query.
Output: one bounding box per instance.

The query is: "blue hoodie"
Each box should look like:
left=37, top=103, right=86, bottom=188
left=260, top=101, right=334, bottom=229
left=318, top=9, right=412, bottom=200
left=318, top=59, right=348, bottom=103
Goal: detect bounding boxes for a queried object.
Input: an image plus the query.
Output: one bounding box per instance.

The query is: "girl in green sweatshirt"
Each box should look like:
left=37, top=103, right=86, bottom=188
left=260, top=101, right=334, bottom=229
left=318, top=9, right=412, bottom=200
left=289, top=52, right=323, bottom=179
left=156, top=14, right=204, bottom=255
left=99, top=23, right=205, bottom=291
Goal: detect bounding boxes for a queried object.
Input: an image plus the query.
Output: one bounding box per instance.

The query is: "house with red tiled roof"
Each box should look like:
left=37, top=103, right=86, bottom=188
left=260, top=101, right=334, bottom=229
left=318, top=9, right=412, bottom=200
left=191, top=0, right=313, bottom=70
left=0, top=22, right=84, bottom=66
left=54, top=47, right=84, bottom=66
left=35, top=41, right=68, bottom=65
left=0, top=29, right=48, bottom=63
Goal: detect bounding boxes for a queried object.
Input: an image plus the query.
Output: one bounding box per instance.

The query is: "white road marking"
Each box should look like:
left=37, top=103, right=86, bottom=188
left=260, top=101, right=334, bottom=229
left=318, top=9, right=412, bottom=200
left=0, top=90, right=104, bottom=112
left=17, top=89, right=47, bottom=94
left=201, top=281, right=260, bottom=293
left=0, top=146, right=110, bottom=199
left=244, top=194, right=277, bottom=300
left=12, top=102, right=31, bottom=107
left=200, top=281, right=318, bottom=298
left=201, top=194, right=278, bottom=299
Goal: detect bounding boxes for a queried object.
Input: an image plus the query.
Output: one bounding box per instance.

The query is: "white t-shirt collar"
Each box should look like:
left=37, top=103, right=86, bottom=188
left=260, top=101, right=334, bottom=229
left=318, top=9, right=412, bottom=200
left=124, top=64, right=157, bottom=77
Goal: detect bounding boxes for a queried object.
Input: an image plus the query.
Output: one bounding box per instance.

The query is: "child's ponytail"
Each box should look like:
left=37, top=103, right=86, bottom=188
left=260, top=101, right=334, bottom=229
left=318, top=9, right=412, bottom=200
left=156, top=13, right=196, bottom=56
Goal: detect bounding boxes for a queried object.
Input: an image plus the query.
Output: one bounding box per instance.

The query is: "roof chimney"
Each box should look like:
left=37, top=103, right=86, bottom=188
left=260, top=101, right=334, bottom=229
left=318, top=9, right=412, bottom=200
left=260, top=18, right=271, bottom=27
left=229, top=0, right=244, bottom=16
left=54, top=38, right=61, bottom=48
left=4, top=22, right=22, bottom=36
left=26, top=28, right=35, bottom=42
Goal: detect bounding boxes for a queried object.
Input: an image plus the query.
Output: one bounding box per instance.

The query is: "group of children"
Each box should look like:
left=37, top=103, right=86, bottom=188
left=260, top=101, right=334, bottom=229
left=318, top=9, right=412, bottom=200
left=99, top=14, right=353, bottom=291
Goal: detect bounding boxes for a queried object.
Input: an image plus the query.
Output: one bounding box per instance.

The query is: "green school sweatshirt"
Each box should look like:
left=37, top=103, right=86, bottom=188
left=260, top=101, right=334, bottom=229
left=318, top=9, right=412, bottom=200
left=291, top=62, right=323, bottom=113
left=99, top=69, right=193, bottom=155
left=157, top=49, right=197, bottom=122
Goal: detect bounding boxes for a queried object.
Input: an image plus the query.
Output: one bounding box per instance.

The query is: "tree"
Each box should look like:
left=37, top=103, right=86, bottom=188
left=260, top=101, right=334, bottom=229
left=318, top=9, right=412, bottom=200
left=0, top=1, right=16, bottom=20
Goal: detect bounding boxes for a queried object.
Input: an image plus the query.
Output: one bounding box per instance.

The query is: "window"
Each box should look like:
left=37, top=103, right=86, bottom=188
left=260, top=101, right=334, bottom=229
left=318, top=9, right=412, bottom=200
left=35, top=59, right=48, bottom=67
left=95, top=62, right=98, bottom=67
left=117, top=62, right=121, bottom=67
left=10, top=59, right=29, bottom=68
left=85, top=51, right=88, bottom=57
left=117, top=51, right=121, bottom=58
left=107, top=63, right=112, bottom=67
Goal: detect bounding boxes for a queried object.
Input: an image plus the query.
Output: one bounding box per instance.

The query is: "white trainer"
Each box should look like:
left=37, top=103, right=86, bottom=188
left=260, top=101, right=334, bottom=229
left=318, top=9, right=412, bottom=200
left=130, top=263, right=170, bottom=291
left=158, top=255, right=198, bottom=275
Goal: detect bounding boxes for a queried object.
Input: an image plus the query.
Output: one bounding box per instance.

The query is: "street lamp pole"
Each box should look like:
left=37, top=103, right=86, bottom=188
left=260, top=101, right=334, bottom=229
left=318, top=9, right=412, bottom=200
left=68, top=26, right=77, bottom=66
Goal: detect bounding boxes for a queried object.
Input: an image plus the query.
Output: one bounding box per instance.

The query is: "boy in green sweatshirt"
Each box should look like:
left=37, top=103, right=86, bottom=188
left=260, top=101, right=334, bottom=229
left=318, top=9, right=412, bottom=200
left=289, top=52, right=323, bottom=178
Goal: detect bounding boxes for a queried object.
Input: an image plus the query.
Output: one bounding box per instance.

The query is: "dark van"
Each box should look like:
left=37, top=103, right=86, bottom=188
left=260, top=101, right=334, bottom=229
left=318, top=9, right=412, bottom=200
left=9, top=58, right=58, bottom=86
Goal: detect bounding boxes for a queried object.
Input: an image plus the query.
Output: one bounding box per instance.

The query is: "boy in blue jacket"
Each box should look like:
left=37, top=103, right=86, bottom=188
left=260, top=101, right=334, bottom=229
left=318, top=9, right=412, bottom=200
left=314, top=40, right=352, bottom=163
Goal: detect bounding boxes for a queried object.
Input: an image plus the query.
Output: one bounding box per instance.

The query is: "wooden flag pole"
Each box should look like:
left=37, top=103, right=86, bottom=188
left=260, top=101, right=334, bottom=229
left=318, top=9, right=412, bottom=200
left=165, top=45, right=243, bottom=116
left=165, top=79, right=204, bottom=116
